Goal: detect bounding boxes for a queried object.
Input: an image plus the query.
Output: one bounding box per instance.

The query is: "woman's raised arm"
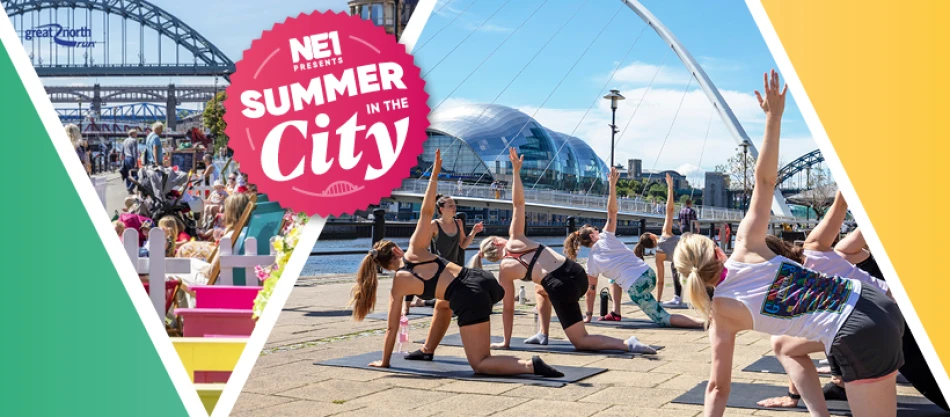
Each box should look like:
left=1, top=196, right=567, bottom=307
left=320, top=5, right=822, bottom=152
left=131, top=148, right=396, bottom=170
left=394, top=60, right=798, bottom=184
left=662, top=173, right=675, bottom=236
left=737, top=70, right=787, bottom=246
left=508, top=148, right=527, bottom=240
left=605, top=167, right=620, bottom=234
left=410, top=150, right=442, bottom=252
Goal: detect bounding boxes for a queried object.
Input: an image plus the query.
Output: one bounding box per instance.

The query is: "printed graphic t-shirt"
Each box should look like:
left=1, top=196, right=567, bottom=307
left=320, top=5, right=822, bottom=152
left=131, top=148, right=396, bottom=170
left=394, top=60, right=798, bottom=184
left=717, top=255, right=862, bottom=354
left=586, top=231, right=651, bottom=291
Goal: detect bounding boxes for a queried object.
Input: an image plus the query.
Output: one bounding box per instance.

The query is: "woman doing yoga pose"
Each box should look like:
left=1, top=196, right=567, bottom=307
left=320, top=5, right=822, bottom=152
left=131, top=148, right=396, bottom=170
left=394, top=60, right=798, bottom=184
left=757, top=190, right=891, bottom=410
left=672, top=70, right=903, bottom=417
left=470, top=148, right=656, bottom=353
left=568, top=169, right=704, bottom=329
left=350, top=149, right=563, bottom=378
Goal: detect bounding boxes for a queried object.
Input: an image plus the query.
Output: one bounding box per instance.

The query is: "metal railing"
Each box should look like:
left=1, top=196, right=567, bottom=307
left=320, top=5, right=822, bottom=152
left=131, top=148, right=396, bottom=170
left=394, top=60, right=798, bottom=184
left=395, top=179, right=753, bottom=222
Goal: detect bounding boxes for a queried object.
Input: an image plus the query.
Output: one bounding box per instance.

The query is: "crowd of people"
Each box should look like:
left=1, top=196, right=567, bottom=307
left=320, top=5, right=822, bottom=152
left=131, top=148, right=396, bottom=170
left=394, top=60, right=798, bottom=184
left=64, top=122, right=254, bottom=290
left=343, top=70, right=940, bottom=416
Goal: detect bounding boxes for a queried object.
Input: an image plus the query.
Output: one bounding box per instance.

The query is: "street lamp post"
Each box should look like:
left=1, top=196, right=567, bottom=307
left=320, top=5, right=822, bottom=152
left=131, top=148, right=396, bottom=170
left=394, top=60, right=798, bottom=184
left=602, top=89, right=625, bottom=169
left=739, top=139, right=751, bottom=214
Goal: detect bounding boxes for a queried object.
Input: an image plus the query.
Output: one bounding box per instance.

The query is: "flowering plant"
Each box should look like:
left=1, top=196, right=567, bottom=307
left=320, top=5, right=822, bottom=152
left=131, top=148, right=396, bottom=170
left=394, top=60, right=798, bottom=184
left=252, top=212, right=309, bottom=319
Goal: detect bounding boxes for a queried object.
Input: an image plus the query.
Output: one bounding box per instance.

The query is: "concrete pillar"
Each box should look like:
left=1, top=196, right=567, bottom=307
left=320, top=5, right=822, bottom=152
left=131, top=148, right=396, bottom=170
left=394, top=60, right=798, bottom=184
left=92, top=83, right=102, bottom=118
left=166, top=84, right=177, bottom=131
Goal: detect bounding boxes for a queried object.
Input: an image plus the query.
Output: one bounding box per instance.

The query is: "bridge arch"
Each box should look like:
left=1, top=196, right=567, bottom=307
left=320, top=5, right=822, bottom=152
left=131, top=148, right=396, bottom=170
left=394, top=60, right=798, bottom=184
left=3, top=0, right=235, bottom=77
left=778, top=149, right=825, bottom=185
left=620, top=0, right=794, bottom=217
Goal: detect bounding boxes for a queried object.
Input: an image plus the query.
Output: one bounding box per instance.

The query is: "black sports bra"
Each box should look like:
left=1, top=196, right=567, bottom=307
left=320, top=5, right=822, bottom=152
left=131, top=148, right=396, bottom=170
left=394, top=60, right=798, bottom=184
left=504, top=244, right=545, bottom=282
left=399, top=256, right=447, bottom=300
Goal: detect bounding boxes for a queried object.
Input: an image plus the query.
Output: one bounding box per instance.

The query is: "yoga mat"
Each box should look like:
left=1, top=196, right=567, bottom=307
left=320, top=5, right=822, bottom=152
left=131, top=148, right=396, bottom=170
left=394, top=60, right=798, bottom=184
left=672, top=382, right=943, bottom=416
left=551, top=316, right=702, bottom=331
left=623, top=300, right=689, bottom=309
left=365, top=306, right=435, bottom=321
left=315, top=351, right=606, bottom=388
left=426, top=333, right=663, bottom=358
left=742, top=356, right=912, bottom=385
left=365, top=307, right=525, bottom=321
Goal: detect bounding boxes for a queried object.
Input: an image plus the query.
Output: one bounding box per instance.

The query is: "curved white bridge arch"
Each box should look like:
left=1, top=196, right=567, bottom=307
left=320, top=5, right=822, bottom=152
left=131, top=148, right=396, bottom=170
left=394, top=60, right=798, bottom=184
left=620, top=0, right=794, bottom=218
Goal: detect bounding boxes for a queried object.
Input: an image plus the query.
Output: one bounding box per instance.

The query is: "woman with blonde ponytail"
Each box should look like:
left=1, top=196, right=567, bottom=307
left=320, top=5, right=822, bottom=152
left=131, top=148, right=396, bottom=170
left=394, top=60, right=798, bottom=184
left=350, top=149, right=564, bottom=379
left=483, top=148, right=656, bottom=353
left=673, top=70, right=902, bottom=417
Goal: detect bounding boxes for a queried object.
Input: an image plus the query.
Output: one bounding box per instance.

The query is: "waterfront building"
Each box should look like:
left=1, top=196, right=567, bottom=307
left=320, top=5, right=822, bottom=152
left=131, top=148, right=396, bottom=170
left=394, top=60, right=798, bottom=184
left=411, top=103, right=611, bottom=195
left=349, top=0, right=418, bottom=39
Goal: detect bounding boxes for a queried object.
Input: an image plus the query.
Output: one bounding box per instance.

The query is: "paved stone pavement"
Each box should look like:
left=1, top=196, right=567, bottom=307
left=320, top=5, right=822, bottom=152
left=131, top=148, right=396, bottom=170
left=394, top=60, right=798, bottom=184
left=234, top=257, right=924, bottom=416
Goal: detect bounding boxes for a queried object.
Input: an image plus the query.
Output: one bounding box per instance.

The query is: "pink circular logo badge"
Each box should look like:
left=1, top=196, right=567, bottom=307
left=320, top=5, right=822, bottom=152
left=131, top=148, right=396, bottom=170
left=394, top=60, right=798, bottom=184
left=225, top=11, right=430, bottom=217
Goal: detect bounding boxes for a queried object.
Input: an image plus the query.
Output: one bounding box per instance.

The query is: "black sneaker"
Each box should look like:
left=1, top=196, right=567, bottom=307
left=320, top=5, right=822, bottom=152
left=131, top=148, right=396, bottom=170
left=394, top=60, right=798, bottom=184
left=822, top=382, right=847, bottom=401
left=404, top=349, right=433, bottom=361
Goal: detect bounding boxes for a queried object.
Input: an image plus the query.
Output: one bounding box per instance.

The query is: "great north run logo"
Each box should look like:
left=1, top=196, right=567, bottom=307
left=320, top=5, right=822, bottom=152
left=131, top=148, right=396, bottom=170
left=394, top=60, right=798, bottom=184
left=24, top=24, right=95, bottom=47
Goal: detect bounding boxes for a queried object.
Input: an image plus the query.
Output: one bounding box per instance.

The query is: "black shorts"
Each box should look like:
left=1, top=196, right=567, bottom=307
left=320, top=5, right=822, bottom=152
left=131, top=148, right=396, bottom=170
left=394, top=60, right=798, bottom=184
left=540, top=259, right=588, bottom=330
left=445, top=268, right=504, bottom=327
left=828, top=286, right=905, bottom=382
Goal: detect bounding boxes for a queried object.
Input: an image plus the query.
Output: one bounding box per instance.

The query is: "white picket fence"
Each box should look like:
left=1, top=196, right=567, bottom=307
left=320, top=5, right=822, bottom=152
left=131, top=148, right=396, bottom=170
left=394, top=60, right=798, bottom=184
left=217, top=235, right=278, bottom=286
left=92, top=176, right=108, bottom=206
left=122, top=228, right=276, bottom=323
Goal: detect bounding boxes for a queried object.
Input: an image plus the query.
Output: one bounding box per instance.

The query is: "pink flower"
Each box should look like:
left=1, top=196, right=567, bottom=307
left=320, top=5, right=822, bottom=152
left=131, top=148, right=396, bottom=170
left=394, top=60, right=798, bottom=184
left=255, top=265, right=272, bottom=282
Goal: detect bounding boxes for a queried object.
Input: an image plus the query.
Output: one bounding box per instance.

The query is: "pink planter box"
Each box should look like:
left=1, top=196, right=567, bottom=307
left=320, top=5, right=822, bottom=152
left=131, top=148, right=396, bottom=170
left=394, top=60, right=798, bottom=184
left=190, top=286, right=262, bottom=310
left=175, top=308, right=256, bottom=337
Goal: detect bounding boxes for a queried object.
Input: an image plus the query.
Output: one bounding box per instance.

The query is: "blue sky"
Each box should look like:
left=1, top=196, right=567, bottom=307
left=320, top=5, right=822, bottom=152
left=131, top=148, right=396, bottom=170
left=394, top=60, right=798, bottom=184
left=413, top=0, right=818, bottom=186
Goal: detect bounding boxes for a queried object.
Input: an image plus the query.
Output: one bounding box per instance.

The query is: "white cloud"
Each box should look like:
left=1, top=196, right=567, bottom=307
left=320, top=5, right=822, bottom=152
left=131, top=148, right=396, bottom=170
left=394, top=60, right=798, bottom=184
left=603, top=61, right=689, bottom=86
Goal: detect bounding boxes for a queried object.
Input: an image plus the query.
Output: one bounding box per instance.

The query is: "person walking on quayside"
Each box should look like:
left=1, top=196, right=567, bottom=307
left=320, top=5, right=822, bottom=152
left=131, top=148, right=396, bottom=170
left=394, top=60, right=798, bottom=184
left=680, top=198, right=698, bottom=235
left=350, top=149, right=565, bottom=378
left=563, top=169, right=704, bottom=329
left=144, top=122, right=164, bottom=167
left=672, top=70, right=903, bottom=417
left=469, top=148, right=656, bottom=353
left=120, top=130, right=140, bottom=194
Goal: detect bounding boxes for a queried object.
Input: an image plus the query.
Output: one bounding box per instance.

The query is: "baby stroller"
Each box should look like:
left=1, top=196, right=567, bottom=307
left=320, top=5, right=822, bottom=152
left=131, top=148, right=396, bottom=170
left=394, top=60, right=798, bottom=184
left=130, top=166, right=202, bottom=237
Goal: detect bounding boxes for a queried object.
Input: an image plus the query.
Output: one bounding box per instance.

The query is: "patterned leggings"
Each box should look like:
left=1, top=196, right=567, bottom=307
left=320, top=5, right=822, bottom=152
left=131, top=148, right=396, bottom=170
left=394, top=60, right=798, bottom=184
left=625, top=269, right=672, bottom=326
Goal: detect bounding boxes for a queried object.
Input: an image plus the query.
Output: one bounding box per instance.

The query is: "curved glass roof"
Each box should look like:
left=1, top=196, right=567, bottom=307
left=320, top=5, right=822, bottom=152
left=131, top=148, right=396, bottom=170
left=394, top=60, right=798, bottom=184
left=427, top=104, right=608, bottom=193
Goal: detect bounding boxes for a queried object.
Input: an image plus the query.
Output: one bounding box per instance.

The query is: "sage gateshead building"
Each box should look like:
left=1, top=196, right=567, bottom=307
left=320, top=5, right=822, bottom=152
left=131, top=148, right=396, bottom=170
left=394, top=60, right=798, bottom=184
left=411, top=104, right=610, bottom=194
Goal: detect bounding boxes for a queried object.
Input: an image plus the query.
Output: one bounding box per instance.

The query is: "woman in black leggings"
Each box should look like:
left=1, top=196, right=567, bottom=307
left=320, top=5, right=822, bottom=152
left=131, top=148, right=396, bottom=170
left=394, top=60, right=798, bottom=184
left=350, top=150, right=562, bottom=378
left=470, top=148, right=656, bottom=354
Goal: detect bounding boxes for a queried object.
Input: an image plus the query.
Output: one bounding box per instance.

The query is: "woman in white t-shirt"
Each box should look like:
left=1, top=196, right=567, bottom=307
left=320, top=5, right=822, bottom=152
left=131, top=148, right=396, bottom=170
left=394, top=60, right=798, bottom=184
left=759, top=192, right=890, bottom=409
left=564, top=169, right=703, bottom=329
left=672, top=71, right=903, bottom=416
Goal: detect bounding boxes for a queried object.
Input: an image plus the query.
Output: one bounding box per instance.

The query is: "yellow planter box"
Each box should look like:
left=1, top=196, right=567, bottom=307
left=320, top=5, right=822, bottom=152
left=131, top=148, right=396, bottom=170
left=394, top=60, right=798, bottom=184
left=172, top=337, right=247, bottom=382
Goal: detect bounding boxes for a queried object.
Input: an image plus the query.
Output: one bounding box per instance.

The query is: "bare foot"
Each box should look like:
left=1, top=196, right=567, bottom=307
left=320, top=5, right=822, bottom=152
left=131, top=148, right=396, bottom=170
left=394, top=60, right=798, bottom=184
left=757, top=396, right=799, bottom=408
left=816, top=365, right=831, bottom=374
left=583, top=313, right=592, bottom=323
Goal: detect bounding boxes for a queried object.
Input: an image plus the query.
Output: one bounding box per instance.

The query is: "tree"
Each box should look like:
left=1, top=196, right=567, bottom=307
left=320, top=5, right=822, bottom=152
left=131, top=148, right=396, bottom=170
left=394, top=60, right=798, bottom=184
left=798, top=168, right=837, bottom=219
left=203, top=91, right=228, bottom=154
left=715, top=147, right=757, bottom=210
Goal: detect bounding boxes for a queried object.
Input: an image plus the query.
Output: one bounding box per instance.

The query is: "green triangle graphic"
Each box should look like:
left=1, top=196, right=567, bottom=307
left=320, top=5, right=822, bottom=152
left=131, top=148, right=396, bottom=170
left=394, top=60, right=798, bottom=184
left=0, top=41, right=187, bottom=416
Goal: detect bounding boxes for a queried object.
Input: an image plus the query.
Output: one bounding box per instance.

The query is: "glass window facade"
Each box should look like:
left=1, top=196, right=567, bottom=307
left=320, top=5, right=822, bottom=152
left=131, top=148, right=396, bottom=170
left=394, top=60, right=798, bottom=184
left=414, top=104, right=608, bottom=193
